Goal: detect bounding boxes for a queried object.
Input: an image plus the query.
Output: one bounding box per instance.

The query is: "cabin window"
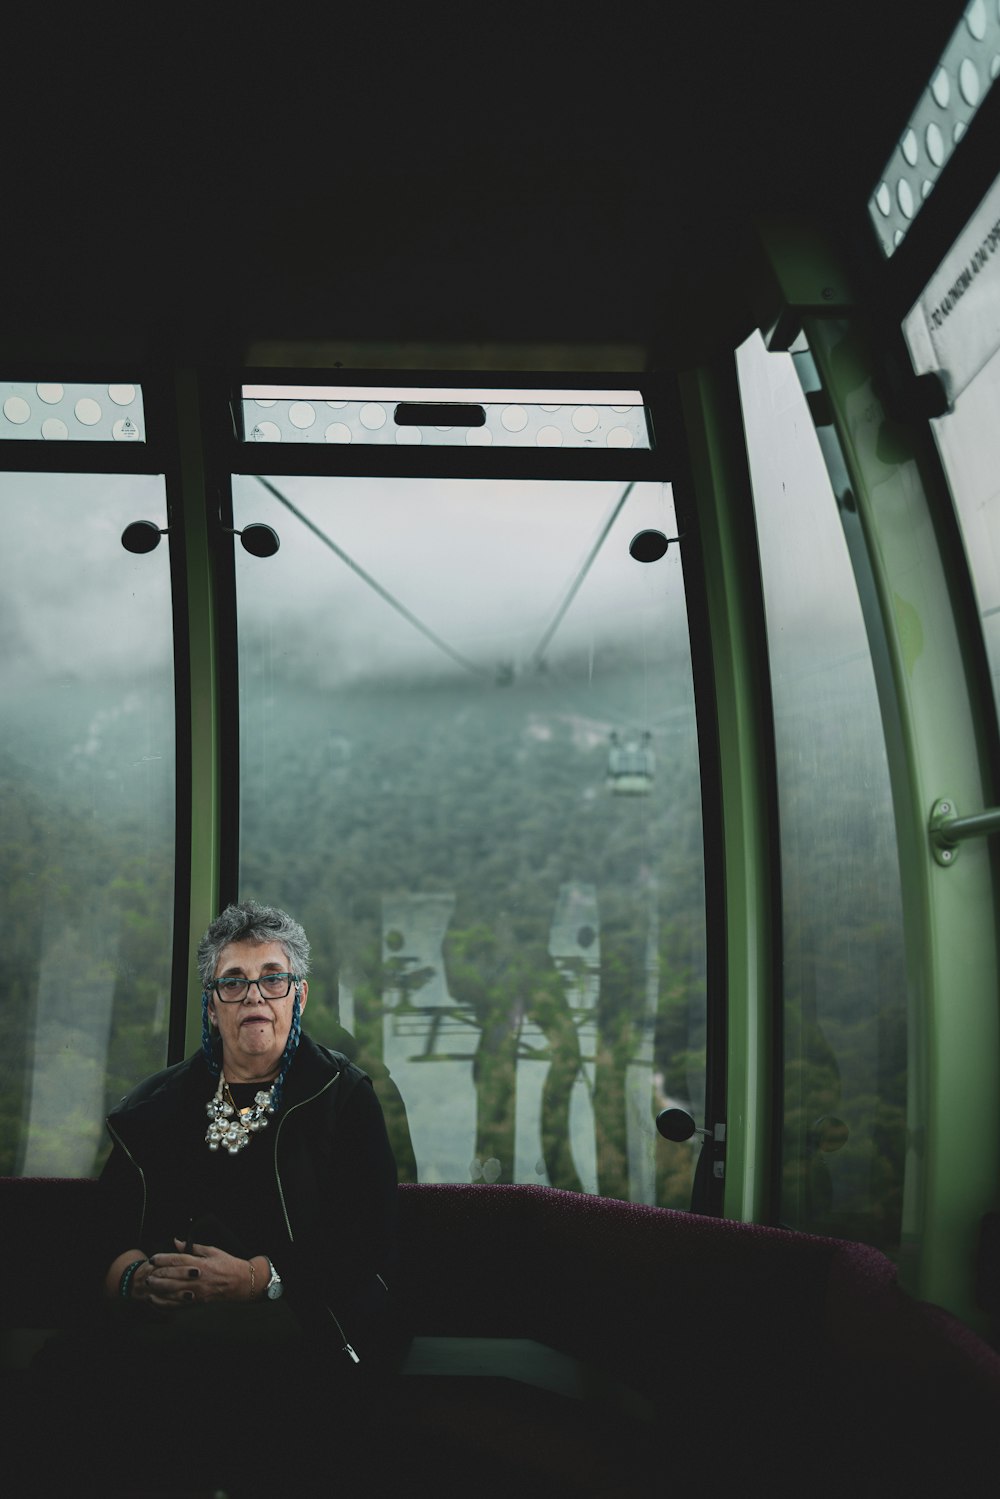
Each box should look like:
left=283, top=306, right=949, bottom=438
left=0, top=471, right=175, bottom=1175
left=737, top=331, right=908, bottom=1253
left=231, top=471, right=706, bottom=1206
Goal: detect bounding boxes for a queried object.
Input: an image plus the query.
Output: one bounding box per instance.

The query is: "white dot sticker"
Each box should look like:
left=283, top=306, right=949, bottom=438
left=571, top=407, right=599, bottom=433
left=325, top=400, right=349, bottom=409
left=959, top=57, right=981, bottom=106
left=536, top=425, right=563, bottom=446
left=395, top=426, right=422, bottom=444
left=466, top=426, right=493, bottom=445
left=254, top=398, right=277, bottom=408
left=289, top=402, right=317, bottom=429
left=359, top=403, right=387, bottom=430
left=901, top=128, right=918, bottom=166
left=3, top=395, right=31, bottom=424
left=75, top=398, right=102, bottom=426
left=966, top=0, right=987, bottom=40
left=925, top=121, right=945, bottom=166
left=113, top=418, right=141, bottom=441
left=931, top=67, right=950, bottom=107
left=252, top=422, right=281, bottom=442
left=874, top=182, right=891, bottom=216
left=108, top=384, right=136, bottom=406
left=606, top=427, right=634, bottom=448
left=324, top=423, right=352, bottom=443
left=897, top=178, right=914, bottom=219
left=501, top=405, right=528, bottom=432
left=36, top=383, right=64, bottom=404
left=41, top=417, right=68, bottom=440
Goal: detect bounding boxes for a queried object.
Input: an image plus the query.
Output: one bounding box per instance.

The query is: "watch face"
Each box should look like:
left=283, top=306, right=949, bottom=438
left=267, top=1278, right=283, bottom=1299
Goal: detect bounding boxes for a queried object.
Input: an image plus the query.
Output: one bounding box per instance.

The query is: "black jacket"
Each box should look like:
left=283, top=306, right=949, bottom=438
left=100, top=1032, right=400, bottom=1365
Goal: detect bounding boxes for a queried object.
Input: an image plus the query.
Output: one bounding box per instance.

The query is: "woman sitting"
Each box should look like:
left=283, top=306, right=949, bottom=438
left=35, top=898, right=401, bottom=1496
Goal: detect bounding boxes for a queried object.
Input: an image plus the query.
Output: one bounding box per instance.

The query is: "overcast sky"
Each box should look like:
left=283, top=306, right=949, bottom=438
left=232, top=475, right=691, bottom=690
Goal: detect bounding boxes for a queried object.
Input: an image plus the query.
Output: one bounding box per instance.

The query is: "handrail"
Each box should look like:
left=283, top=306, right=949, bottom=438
left=929, top=797, right=1000, bottom=866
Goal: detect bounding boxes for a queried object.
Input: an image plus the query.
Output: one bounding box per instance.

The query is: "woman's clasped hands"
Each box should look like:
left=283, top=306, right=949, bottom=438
left=141, top=1239, right=257, bottom=1307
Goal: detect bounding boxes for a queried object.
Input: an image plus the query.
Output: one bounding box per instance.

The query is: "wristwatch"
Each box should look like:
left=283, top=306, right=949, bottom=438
left=264, top=1258, right=283, bottom=1300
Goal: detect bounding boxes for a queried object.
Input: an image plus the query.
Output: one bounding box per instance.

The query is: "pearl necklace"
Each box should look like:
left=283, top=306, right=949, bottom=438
left=205, top=1073, right=276, bottom=1155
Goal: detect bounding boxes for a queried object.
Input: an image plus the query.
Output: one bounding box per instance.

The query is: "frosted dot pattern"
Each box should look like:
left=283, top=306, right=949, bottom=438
left=0, top=382, right=145, bottom=441
left=869, top=0, right=1000, bottom=256
left=288, top=401, right=316, bottom=429
left=244, top=398, right=651, bottom=449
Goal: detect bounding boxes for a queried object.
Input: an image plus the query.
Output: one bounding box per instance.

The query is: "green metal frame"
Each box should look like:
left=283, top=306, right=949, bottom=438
left=727, top=213, right=1000, bottom=1324
left=803, top=310, right=1000, bottom=1326
left=679, top=363, right=779, bottom=1225
left=171, top=369, right=223, bottom=1058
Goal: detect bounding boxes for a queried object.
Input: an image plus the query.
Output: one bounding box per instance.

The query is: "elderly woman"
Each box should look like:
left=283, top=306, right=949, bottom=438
left=28, top=900, right=402, bottom=1496
left=100, top=899, right=399, bottom=1371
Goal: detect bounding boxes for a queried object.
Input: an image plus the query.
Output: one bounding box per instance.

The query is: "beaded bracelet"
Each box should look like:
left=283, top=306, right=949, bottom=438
left=248, top=1260, right=255, bottom=1300
left=119, top=1257, right=146, bottom=1300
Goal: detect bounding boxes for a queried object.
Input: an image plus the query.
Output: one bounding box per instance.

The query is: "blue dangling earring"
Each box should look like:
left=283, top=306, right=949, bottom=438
left=201, top=991, right=221, bottom=1075
left=270, top=986, right=303, bottom=1110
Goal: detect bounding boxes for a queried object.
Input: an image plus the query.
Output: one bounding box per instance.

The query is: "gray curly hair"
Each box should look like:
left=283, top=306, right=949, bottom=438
left=197, top=899, right=311, bottom=988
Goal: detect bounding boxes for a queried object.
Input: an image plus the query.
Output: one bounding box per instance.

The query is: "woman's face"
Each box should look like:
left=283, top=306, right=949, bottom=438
left=207, top=938, right=308, bottom=1081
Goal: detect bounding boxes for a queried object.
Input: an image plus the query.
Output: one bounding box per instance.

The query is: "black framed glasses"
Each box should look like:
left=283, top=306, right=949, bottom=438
left=211, top=973, right=298, bottom=1003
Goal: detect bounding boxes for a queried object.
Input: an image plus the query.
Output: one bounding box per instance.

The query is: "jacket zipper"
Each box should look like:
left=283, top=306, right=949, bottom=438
left=107, top=1118, right=148, bottom=1241
left=273, top=1069, right=360, bottom=1365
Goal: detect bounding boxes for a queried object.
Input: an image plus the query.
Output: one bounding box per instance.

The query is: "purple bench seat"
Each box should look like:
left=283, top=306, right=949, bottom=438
left=4, top=1177, right=999, bottom=1493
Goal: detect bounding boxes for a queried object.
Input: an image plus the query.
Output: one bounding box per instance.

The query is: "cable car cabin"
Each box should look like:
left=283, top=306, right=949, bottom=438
left=607, top=731, right=656, bottom=794
left=3, top=2, right=1000, bottom=1494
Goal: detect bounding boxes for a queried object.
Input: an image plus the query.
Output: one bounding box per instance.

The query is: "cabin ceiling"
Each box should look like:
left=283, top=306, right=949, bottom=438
left=3, top=5, right=961, bottom=367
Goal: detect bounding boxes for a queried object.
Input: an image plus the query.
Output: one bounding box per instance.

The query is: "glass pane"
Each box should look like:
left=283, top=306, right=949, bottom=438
left=0, top=382, right=146, bottom=441
left=0, top=473, right=174, bottom=1176
left=903, top=170, right=1000, bottom=727
left=234, top=475, right=705, bottom=1206
left=241, top=386, right=651, bottom=449
left=736, top=332, right=908, bottom=1253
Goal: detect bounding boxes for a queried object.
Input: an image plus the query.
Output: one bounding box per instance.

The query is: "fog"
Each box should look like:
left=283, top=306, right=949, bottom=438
left=233, top=476, right=690, bottom=691
left=0, top=470, right=170, bottom=685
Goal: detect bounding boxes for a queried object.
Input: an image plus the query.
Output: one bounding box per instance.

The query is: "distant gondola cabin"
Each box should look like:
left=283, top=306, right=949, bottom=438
left=607, top=731, right=655, bottom=795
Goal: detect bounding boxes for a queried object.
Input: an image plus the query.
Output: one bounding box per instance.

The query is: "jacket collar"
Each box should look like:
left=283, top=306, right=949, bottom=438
left=107, top=1031, right=346, bottom=1144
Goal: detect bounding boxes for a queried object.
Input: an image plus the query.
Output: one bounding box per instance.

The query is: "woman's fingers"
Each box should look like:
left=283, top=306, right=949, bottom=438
left=146, top=1245, right=244, bottom=1303
left=173, top=1238, right=220, bottom=1258
left=145, top=1253, right=201, bottom=1305
left=145, top=1264, right=197, bottom=1304
left=148, top=1260, right=199, bottom=1280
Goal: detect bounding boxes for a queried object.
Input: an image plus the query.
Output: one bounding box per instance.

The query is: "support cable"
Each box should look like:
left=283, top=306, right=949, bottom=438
left=528, top=483, right=635, bottom=671
left=254, top=474, right=490, bottom=678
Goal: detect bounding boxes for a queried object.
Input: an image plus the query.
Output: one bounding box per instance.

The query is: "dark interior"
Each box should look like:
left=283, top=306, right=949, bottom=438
left=2, top=5, right=977, bottom=363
